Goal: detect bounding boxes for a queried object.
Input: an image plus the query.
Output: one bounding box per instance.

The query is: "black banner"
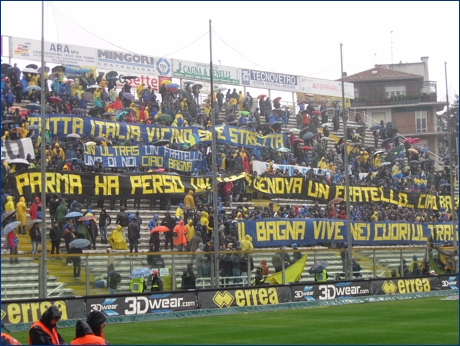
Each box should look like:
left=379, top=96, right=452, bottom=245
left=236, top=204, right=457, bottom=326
left=370, top=276, right=442, bottom=295
left=197, top=286, right=291, bottom=309
left=86, top=291, right=197, bottom=316
left=439, top=274, right=459, bottom=290
left=291, top=281, right=371, bottom=301
left=1, top=297, right=86, bottom=324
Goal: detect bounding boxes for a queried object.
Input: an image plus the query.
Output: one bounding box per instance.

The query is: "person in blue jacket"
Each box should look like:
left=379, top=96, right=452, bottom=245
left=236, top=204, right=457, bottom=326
left=5, top=90, right=15, bottom=108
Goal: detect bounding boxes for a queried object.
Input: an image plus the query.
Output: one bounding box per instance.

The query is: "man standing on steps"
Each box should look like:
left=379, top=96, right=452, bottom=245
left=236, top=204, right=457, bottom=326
left=48, top=194, right=59, bottom=227
left=128, top=217, right=140, bottom=253
left=56, top=199, right=68, bottom=235
left=50, top=221, right=61, bottom=260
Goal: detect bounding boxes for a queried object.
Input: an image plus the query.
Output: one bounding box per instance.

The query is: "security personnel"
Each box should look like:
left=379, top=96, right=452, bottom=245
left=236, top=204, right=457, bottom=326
left=28, top=306, right=65, bottom=345
left=253, top=266, right=266, bottom=286
left=86, top=311, right=107, bottom=340
left=150, top=270, right=164, bottom=292
left=315, top=269, right=329, bottom=282
left=1, top=323, right=21, bottom=345
left=129, top=277, right=147, bottom=293
left=70, top=320, right=106, bottom=345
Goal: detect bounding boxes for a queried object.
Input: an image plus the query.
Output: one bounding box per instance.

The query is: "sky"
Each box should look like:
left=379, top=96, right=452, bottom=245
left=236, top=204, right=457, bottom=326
left=1, top=1, right=459, bottom=104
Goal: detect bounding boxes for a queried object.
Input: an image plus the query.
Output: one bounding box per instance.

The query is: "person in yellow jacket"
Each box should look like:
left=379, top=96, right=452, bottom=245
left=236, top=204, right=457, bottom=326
left=317, top=157, right=328, bottom=169
left=28, top=73, right=39, bottom=94
left=69, top=80, right=78, bottom=97
left=204, top=104, right=211, bottom=117
left=392, top=163, right=401, bottom=176
left=93, top=87, right=101, bottom=100
left=371, top=211, right=379, bottom=222
left=184, top=190, right=195, bottom=209
left=235, top=212, right=244, bottom=220
left=16, top=196, right=28, bottom=234
left=52, top=144, right=65, bottom=161
left=136, top=83, right=145, bottom=100
left=75, top=85, right=84, bottom=99
left=108, top=225, right=128, bottom=250
left=200, top=211, right=212, bottom=233
left=180, top=98, right=188, bottom=111
left=362, top=151, right=370, bottom=164
left=130, top=103, right=139, bottom=120
left=238, top=91, right=244, bottom=110
left=4, top=196, right=15, bottom=212
left=185, top=219, right=195, bottom=244
left=229, top=96, right=237, bottom=113
left=240, top=235, right=254, bottom=252
left=374, top=154, right=381, bottom=168
left=175, top=203, right=184, bottom=220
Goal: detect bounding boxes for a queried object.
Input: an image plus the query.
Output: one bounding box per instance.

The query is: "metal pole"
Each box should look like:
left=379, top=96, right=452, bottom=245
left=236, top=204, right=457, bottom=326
left=341, top=43, right=353, bottom=280
left=209, top=19, right=220, bottom=287
left=444, top=62, right=458, bottom=272
left=39, top=0, right=48, bottom=299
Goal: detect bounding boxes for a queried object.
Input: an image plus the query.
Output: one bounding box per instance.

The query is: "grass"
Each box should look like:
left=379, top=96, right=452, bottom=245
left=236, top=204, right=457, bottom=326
left=11, top=297, right=459, bottom=345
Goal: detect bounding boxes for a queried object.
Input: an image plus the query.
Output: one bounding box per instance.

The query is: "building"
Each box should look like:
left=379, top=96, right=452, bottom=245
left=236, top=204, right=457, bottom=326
left=343, top=57, right=446, bottom=157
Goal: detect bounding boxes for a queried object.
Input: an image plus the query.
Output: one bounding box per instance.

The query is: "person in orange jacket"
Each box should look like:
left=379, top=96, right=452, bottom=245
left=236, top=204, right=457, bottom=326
left=70, top=320, right=106, bottom=345
left=173, top=219, right=187, bottom=252
left=2, top=323, right=21, bottom=345
left=86, top=311, right=107, bottom=340
left=28, top=306, right=65, bottom=345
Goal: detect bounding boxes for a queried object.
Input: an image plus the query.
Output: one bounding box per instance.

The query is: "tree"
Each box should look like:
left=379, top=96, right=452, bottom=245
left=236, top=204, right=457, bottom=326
left=437, top=94, right=458, bottom=158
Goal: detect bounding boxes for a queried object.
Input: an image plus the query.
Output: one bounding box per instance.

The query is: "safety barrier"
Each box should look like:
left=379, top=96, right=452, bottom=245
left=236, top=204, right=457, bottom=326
left=2, top=273, right=457, bottom=331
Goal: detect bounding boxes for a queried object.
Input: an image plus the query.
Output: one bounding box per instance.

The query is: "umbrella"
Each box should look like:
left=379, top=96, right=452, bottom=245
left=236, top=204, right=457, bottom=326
left=20, top=110, right=29, bottom=117
left=45, top=105, right=55, bottom=113
left=153, top=140, right=169, bottom=146
left=49, top=96, right=62, bottom=103
left=69, top=239, right=91, bottom=249
left=403, top=138, right=413, bottom=144
left=25, top=85, right=41, bottom=92
left=277, top=148, right=291, bottom=153
left=373, top=150, right=385, bottom=155
left=393, top=158, right=405, bottom=163
left=410, top=138, right=421, bottom=144
left=122, top=93, right=134, bottom=101
left=82, top=92, right=93, bottom=102
left=22, top=68, right=38, bottom=74
left=119, top=75, right=137, bottom=81
left=1, top=73, right=6, bottom=79
left=370, top=124, right=383, bottom=131
left=85, top=141, right=96, bottom=146
left=25, top=103, right=40, bottom=111
left=71, top=108, right=85, bottom=115
left=308, top=261, right=328, bottom=275
left=291, top=138, right=304, bottom=144
left=2, top=221, right=21, bottom=235
left=25, top=219, right=42, bottom=227
left=183, top=81, right=195, bottom=85
left=78, top=216, right=96, bottom=222
left=301, top=146, right=312, bottom=151
left=154, top=168, right=166, bottom=173
left=321, top=123, right=333, bottom=128
left=95, top=136, right=107, bottom=142
left=52, top=65, right=66, bottom=73
left=105, top=71, right=118, bottom=78
left=195, top=84, right=203, bottom=89
left=1, top=63, right=12, bottom=73
left=273, top=97, right=282, bottom=103
left=379, top=162, right=392, bottom=167
left=156, top=114, right=173, bottom=123
left=165, top=83, right=180, bottom=89
left=150, top=226, right=170, bottom=234
left=408, top=148, right=418, bottom=154
left=116, top=111, right=128, bottom=120
left=311, top=110, right=321, bottom=115
left=130, top=267, right=153, bottom=279
left=2, top=120, right=14, bottom=125
left=88, top=107, right=104, bottom=116
left=103, top=112, right=116, bottom=117
left=87, top=84, right=101, bottom=90
left=381, top=138, right=392, bottom=148
left=409, top=160, right=421, bottom=164
left=26, top=64, right=39, bottom=70
left=26, top=125, right=40, bottom=131
left=218, top=87, right=227, bottom=92
left=65, top=212, right=83, bottom=218
left=8, top=106, right=23, bottom=112
left=9, top=159, right=30, bottom=165
left=2, top=211, right=16, bottom=223
left=161, top=80, right=172, bottom=85
left=328, top=198, right=344, bottom=205
left=123, top=107, right=137, bottom=114
left=66, top=134, right=81, bottom=139
left=302, top=132, right=315, bottom=140
left=257, top=94, right=267, bottom=99
left=238, top=111, right=250, bottom=116
left=106, top=76, right=118, bottom=82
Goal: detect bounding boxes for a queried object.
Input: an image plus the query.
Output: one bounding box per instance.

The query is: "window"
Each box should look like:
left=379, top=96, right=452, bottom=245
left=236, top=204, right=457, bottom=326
left=385, top=85, right=406, bottom=98
left=416, top=111, right=427, bottom=133
left=354, top=88, right=359, bottom=98
left=419, top=140, right=428, bottom=149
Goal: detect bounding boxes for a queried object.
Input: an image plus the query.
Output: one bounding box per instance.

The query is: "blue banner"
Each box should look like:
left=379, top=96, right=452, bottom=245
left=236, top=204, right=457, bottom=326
left=216, top=125, right=286, bottom=149
left=83, top=145, right=208, bottom=171
left=237, top=218, right=457, bottom=247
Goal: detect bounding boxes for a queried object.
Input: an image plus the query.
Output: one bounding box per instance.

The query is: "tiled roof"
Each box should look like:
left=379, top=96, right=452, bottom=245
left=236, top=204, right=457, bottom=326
left=339, top=66, right=423, bottom=82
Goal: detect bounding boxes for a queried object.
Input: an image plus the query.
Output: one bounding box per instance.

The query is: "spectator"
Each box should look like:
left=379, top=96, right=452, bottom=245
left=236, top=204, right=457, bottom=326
left=107, top=264, right=121, bottom=295
left=28, top=306, right=65, bottom=345
left=16, top=196, right=27, bottom=234
left=69, top=320, right=106, bottom=345
left=86, top=311, right=107, bottom=340
left=173, top=219, right=187, bottom=252
left=29, top=222, right=42, bottom=255
left=7, top=228, right=19, bottom=264
left=127, top=217, right=140, bottom=253
left=253, top=266, right=266, bottom=286
left=150, top=269, right=164, bottom=292
left=181, top=262, right=197, bottom=290
left=410, top=255, right=422, bottom=275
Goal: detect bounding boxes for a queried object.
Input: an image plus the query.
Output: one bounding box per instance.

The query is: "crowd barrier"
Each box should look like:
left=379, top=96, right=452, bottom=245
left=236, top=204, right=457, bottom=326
left=2, top=274, right=457, bottom=329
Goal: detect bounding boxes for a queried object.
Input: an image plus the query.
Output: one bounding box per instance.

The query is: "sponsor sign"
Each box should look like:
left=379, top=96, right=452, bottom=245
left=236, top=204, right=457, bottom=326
left=10, top=36, right=96, bottom=66
left=370, top=276, right=441, bottom=295
left=155, top=57, right=171, bottom=77
left=1, top=298, right=86, bottom=324
left=86, top=292, right=196, bottom=316
left=97, top=49, right=157, bottom=74
left=299, top=76, right=354, bottom=99
left=83, top=145, right=208, bottom=171
left=292, top=281, right=371, bottom=301
left=172, top=59, right=239, bottom=84
left=252, top=160, right=332, bottom=178
left=2, top=138, right=35, bottom=161
left=439, top=275, right=459, bottom=290
left=241, top=69, right=298, bottom=92
left=197, top=286, right=291, bottom=309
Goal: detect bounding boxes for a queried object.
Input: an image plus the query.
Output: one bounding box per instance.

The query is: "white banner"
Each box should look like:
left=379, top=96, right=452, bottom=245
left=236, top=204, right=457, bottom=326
left=97, top=69, right=171, bottom=92
left=299, top=76, right=354, bottom=99
left=241, top=69, right=298, bottom=92
left=1, top=138, right=35, bottom=161
left=252, top=160, right=331, bottom=178
left=172, top=59, right=240, bottom=84
left=10, top=37, right=97, bottom=66
left=97, top=49, right=172, bottom=76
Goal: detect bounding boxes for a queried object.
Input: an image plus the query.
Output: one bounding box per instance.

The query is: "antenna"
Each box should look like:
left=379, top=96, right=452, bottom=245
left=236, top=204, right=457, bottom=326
left=374, top=53, right=377, bottom=65
left=390, top=30, right=394, bottom=65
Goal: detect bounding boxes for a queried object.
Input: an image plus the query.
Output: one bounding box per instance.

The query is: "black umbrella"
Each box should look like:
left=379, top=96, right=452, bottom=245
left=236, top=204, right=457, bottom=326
left=88, top=107, right=104, bottom=116
left=302, top=132, right=314, bottom=140
left=2, top=210, right=16, bottom=223
left=2, top=120, right=14, bottom=125
left=308, top=261, right=328, bottom=275
left=1, top=63, right=12, bottom=74
left=71, top=108, right=85, bottom=115
left=122, top=93, right=134, bottom=101
left=105, top=71, right=118, bottom=78
left=370, top=124, right=382, bottom=131
left=26, top=64, right=39, bottom=70
left=52, top=65, right=66, bottom=73
left=153, top=140, right=169, bottom=146
left=45, top=105, right=55, bottom=113
left=94, top=136, right=107, bottom=142
left=123, top=108, right=136, bottom=114
left=103, top=112, right=116, bottom=117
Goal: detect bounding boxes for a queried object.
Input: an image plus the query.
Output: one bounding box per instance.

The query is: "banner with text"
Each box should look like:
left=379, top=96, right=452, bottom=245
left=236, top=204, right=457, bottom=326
left=10, top=170, right=250, bottom=201
left=83, top=145, right=207, bottom=171
left=299, top=76, right=354, bottom=99
left=370, top=276, right=442, bottom=295
left=96, top=48, right=163, bottom=75
left=236, top=218, right=458, bottom=246
left=252, top=160, right=332, bottom=178
left=296, top=92, right=351, bottom=109
left=10, top=36, right=96, bottom=66
left=241, top=69, right=298, bottom=92
left=2, top=138, right=35, bottom=161
left=291, top=281, right=370, bottom=301
left=172, top=59, right=239, bottom=84
left=248, top=176, right=458, bottom=211
left=86, top=291, right=196, bottom=316
left=215, top=126, right=287, bottom=150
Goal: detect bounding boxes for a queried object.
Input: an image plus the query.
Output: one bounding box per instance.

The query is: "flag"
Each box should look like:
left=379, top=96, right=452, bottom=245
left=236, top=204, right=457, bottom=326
left=188, top=133, right=201, bottom=147
left=266, top=253, right=309, bottom=285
